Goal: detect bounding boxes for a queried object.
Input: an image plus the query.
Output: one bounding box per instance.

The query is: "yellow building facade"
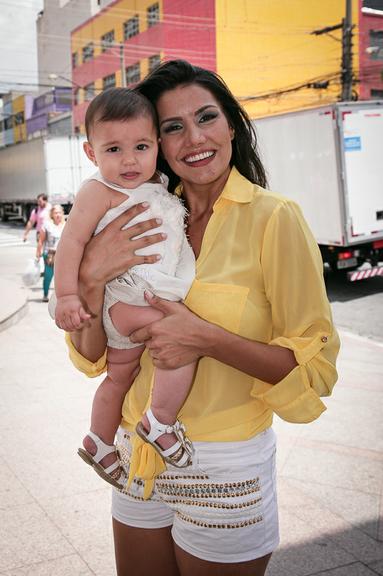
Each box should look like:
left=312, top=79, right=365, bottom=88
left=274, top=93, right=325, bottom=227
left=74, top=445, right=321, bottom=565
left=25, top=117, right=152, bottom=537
left=71, top=0, right=362, bottom=126
left=12, top=95, right=27, bottom=143
left=215, top=0, right=360, bottom=118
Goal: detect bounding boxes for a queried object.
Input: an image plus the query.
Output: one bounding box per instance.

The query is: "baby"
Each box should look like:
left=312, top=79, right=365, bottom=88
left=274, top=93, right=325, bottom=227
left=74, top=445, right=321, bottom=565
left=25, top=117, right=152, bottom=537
left=53, top=88, right=196, bottom=488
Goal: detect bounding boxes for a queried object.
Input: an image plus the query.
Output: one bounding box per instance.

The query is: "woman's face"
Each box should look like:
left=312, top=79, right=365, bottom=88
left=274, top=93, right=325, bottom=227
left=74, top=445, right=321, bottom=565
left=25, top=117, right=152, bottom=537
left=52, top=208, right=64, bottom=224
left=156, top=84, right=234, bottom=189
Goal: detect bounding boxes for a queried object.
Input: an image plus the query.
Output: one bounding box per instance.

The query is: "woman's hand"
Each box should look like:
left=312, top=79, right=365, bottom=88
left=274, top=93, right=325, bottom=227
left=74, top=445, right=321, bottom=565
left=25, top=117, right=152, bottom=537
left=71, top=203, right=166, bottom=361
left=130, top=293, right=210, bottom=369
left=79, top=202, right=165, bottom=292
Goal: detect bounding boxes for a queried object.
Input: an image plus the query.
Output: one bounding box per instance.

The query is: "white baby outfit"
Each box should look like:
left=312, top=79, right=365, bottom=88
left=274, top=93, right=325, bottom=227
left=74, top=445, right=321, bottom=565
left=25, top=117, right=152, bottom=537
left=90, top=171, right=195, bottom=350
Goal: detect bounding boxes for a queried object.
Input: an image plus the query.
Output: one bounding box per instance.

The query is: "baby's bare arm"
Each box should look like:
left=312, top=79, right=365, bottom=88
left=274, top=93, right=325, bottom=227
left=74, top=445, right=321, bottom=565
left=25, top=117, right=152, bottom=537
left=54, top=180, right=112, bottom=300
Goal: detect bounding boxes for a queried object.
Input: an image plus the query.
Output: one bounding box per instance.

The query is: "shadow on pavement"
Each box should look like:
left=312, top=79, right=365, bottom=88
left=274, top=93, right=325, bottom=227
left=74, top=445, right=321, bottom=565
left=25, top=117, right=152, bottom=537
left=268, top=519, right=383, bottom=575
left=326, top=273, right=383, bottom=304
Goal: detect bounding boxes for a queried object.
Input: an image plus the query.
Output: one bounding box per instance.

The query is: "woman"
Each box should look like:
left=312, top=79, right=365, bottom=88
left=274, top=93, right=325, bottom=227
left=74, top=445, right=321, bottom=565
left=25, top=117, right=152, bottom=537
left=67, top=60, right=340, bottom=576
left=36, top=204, right=65, bottom=302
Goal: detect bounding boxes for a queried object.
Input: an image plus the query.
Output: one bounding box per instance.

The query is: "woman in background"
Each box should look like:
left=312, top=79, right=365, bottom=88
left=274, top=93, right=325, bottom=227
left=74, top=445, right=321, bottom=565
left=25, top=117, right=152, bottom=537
left=36, top=204, right=65, bottom=302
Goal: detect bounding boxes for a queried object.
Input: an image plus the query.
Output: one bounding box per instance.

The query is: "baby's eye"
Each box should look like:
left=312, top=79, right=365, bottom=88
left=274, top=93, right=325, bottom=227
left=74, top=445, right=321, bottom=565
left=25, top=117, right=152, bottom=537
left=199, top=112, right=218, bottom=124
left=136, top=143, right=149, bottom=151
left=162, top=122, right=183, bottom=134
left=107, top=146, right=120, bottom=153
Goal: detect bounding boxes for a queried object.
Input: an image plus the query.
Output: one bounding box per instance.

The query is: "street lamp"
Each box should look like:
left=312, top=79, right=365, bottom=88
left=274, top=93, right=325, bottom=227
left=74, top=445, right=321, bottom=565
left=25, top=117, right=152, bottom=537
left=48, top=73, right=81, bottom=88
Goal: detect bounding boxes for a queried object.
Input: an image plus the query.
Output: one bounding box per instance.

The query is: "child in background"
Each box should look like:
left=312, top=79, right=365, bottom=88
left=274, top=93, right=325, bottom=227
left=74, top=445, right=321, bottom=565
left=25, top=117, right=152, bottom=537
left=53, top=88, right=196, bottom=487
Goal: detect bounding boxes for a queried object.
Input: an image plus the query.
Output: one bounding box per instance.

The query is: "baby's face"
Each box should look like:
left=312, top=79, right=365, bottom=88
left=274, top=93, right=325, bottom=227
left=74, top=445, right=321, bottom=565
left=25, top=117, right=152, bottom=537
left=84, top=114, right=158, bottom=189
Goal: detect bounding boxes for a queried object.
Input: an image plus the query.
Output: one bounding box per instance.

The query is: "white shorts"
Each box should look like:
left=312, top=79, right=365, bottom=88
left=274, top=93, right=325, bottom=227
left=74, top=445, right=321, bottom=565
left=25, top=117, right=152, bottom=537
left=112, top=427, right=279, bottom=563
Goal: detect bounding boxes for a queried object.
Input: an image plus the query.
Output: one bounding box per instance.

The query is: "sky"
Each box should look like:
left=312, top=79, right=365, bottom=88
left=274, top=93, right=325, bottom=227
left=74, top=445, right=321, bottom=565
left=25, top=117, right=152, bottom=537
left=0, top=0, right=44, bottom=94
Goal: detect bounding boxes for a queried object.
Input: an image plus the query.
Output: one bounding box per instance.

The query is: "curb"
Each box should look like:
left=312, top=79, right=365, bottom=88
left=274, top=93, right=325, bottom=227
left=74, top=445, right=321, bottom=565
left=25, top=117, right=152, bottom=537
left=0, top=301, right=29, bottom=332
left=0, top=279, right=29, bottom=333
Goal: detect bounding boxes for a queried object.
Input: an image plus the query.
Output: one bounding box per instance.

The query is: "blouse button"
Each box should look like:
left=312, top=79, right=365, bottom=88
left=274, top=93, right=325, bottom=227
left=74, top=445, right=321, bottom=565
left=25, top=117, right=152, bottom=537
left=321, top=336, right=328, bottom=343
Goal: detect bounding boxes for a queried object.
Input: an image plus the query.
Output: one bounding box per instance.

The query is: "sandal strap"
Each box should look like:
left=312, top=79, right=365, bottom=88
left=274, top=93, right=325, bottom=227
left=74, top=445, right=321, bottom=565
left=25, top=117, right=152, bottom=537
left=145, top=409, right=194, bottom=461
left=145, top=408, right=178, bottom=442
left=87, top=431, right=117, bottom=464
left=104, top=460, right=121, bottom=475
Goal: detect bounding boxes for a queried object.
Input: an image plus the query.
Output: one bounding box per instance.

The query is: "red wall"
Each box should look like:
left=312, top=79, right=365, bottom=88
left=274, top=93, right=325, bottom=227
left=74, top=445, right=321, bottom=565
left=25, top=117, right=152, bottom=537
left=162, top=0, right=216, bottom=70
left=358, top=0, right=383, bottom=99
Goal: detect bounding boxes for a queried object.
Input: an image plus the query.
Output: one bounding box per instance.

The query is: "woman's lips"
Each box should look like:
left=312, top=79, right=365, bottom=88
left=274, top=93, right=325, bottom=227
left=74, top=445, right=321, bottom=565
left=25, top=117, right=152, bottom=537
left=183, top=150, right=215, bottom=165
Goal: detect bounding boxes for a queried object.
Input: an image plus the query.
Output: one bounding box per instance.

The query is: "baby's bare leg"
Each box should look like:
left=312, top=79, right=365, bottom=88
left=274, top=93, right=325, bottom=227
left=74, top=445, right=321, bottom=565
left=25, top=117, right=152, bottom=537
left=83, top=346, right=143, bottom=468
left=143, top=362, right=197, bottom=450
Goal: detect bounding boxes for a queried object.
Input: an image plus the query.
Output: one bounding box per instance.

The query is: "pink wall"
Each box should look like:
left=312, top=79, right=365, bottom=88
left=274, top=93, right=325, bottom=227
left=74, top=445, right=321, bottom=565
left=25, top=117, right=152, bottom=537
left=358, top=0, right=383, bottom=99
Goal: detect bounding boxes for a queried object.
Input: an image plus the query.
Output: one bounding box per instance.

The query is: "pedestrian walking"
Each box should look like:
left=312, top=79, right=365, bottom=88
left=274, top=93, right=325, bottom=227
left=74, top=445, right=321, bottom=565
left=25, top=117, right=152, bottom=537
left=36, top=204, right=65, bottom=302
left=23, top=193, right=51, bottom=243
left=64, top=60, right=340, bottom=576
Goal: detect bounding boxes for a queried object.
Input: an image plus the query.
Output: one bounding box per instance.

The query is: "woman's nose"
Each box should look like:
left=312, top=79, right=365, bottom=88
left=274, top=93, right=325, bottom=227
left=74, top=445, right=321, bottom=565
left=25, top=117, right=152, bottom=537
left=185, top=125, right=206, bottom=147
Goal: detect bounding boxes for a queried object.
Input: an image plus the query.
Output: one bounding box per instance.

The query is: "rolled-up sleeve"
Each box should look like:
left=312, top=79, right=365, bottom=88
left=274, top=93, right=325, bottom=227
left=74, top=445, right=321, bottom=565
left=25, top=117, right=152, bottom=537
left=65, top=333, right=107, bottom=378
left=252, top=200, right=340, bottom=423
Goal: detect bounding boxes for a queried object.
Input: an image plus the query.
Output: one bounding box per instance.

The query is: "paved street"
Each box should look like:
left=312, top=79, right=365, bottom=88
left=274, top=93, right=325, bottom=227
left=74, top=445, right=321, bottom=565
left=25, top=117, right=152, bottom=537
left=0, top=224, right=382, bottom=575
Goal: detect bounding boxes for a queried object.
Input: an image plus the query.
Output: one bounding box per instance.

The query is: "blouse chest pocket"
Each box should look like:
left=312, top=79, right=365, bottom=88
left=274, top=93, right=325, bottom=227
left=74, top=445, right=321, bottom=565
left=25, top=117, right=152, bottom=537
left=184, top=280, right=249, bottom=334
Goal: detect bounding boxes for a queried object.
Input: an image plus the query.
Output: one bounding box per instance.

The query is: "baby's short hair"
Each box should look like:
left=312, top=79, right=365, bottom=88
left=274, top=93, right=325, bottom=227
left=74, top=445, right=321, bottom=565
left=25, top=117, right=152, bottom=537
left=85, top=87, right=157, bottom=140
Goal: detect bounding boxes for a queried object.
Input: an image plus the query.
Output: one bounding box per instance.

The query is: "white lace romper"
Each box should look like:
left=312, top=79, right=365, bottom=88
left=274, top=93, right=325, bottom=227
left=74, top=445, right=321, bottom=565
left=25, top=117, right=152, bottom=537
left=90, top=171, right=195, bottom=350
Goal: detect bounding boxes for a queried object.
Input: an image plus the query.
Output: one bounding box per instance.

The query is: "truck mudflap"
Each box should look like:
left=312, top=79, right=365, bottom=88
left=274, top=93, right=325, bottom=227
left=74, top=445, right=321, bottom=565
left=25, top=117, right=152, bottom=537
left=348, top=265, right=383, bottom=281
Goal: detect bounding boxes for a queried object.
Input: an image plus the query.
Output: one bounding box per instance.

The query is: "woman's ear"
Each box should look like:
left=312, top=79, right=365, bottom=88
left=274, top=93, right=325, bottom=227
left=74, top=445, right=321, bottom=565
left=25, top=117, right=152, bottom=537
left=83, top=141, right=98, bottom=166
left=229, top=127, right=235, bottom=141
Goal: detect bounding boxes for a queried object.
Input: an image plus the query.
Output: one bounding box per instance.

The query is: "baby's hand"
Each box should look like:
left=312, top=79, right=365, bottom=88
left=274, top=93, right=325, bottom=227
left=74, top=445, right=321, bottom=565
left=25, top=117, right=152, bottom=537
left=55, top=294, right=91, bottom=331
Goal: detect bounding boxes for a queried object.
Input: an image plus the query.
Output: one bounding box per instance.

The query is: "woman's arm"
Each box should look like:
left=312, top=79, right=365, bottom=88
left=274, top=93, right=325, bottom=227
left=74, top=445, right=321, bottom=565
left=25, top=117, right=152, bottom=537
left=130, top=295, right=297, bottom=384
left=70, top=203, right=166, bottom=362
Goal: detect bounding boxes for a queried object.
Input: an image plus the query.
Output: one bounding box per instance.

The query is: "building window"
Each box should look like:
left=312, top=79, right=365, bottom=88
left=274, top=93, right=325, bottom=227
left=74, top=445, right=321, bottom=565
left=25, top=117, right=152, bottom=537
left=82, top=42, right=94, bottom=63
left=371, top=89, right=383, bottom=99
left=84, top=83, right=96, bottom=101
left=363, top=0, right=383, bottom=13
left=72, top=52, right=78, bottom=68
left=126, top=63, right=140, bottom=85
left=147, top=3, right=160, bottom=28
left=123, top=15, right=139, bottom=40
left=148, top=54, right=161, bottom=73
left=369, top=30, right=383, bottom=60
left=101, top=30, right=115, bottom=52
left=103, top=74, right=116, bottom=90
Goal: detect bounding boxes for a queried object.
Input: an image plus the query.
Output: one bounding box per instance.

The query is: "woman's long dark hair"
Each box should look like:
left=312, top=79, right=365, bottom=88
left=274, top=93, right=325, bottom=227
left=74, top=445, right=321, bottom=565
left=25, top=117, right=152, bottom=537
left=136, top=60, right=267, bottom=192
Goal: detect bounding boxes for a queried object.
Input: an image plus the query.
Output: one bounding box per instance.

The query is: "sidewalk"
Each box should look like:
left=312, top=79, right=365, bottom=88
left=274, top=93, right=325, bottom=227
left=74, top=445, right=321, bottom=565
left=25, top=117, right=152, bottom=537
left=0, top=283, right=382, bottom=575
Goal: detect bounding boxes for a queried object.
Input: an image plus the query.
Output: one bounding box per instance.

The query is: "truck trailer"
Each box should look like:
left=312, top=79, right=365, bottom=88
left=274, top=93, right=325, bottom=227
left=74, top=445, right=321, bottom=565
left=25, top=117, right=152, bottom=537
left=0, top=136, right=94, bottom=223
left=254, top=101, right=383, bottom=281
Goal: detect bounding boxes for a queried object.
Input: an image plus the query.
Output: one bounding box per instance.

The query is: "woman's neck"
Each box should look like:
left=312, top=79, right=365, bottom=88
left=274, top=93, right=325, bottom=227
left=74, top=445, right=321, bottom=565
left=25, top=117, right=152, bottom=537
left=181, top=167, right=231, bottom=217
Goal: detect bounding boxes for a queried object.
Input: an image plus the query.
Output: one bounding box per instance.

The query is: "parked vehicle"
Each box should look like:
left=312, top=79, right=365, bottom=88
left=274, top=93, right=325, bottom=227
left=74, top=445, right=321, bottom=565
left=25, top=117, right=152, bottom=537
left=0, top=136, right=94, bottom=223
left=254, top=101, right=383, bottom=281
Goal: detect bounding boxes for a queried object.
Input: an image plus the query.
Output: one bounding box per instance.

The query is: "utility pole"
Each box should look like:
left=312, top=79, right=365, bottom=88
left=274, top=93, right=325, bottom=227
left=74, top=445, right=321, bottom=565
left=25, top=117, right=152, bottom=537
left=341, top=0, right=353, bottom=101
left=120, top=44, right=127, bottom=87
left=311, top=0, right=354, bottom=101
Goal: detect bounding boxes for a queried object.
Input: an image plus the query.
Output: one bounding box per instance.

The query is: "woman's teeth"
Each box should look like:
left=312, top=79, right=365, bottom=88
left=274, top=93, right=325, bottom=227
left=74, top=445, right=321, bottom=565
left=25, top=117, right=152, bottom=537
left=185, top=151, right=214, bottom=163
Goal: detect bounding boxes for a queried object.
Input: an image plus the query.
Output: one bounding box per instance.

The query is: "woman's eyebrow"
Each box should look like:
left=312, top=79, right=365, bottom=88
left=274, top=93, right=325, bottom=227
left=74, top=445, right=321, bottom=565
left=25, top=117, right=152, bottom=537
left=159, top=104, right=219, bottom=127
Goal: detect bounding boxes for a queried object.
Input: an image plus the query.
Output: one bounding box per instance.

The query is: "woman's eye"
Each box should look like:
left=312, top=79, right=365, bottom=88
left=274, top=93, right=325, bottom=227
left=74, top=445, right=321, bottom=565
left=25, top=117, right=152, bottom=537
left=136, top=143, right=149, bottom=151
left=107, top=146, right=120, bottom=153
left=162, top=123, right=183, bottom=134
left=200, top=112, right=218, bottom=124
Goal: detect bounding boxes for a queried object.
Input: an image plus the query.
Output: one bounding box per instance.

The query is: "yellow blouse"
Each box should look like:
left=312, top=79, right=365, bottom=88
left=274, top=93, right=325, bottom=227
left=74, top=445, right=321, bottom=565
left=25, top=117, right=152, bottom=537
left=66, top=167, right=340, bottom=497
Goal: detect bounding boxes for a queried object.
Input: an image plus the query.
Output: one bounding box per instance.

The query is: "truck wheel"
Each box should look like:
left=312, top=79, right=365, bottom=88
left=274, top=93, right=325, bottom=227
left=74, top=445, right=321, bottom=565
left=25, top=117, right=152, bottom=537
left=22, top=206, right=29, bottom=225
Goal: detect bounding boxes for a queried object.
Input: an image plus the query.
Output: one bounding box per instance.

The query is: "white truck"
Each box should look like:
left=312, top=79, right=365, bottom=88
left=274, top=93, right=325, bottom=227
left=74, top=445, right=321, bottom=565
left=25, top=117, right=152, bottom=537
left=0, top=136, right=94, bottom=223
left=254, top=101, right=383, bottom=281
